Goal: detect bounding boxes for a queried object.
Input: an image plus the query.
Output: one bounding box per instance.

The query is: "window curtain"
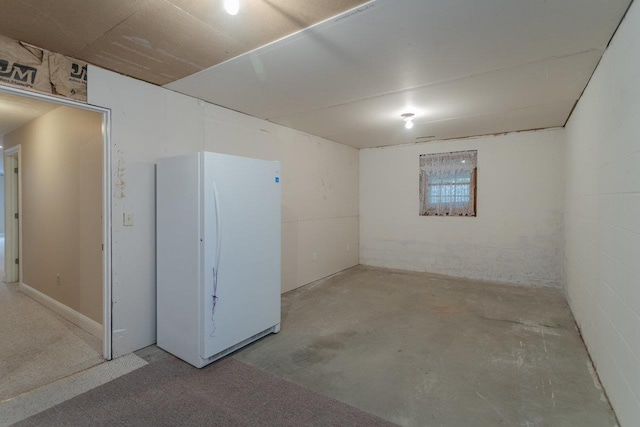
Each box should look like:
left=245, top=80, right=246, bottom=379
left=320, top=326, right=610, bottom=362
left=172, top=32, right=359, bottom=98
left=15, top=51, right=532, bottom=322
left=419, top=150, right=477, bottom=216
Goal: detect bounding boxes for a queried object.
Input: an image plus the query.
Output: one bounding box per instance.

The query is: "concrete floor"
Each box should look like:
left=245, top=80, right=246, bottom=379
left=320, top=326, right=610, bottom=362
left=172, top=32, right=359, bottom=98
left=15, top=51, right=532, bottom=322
left=233, top=265, right=618, bottom=427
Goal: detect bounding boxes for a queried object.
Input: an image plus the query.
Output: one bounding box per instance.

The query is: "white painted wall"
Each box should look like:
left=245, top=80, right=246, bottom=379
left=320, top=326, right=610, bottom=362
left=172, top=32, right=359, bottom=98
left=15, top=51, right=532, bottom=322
left=87, top=67, right=359, bottom=357
left=360, top=129, right=564, bottom=287
left=563, top=1, right=640, bottom=424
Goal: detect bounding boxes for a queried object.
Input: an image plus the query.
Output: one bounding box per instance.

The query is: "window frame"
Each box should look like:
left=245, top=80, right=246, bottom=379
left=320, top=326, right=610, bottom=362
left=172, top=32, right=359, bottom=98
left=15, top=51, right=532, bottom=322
left=419, top=150, right=478, bottom=217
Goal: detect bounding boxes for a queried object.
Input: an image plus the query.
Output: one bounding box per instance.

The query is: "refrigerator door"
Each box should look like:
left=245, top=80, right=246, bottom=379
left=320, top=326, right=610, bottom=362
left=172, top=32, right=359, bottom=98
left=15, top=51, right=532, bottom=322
left=201, top=152, right=281, bottom=359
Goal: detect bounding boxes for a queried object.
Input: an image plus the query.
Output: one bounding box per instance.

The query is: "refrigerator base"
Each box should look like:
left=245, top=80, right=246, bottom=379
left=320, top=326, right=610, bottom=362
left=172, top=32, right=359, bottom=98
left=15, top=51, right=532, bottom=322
left=162, top=323, right=281, bottom=369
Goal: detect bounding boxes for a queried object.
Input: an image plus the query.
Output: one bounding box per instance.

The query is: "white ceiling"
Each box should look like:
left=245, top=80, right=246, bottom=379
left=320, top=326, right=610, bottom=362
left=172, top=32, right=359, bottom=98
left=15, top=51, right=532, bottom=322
left=166, top=0, right=631, bottom=149
left=0, top=93, right=58, bottom=137
left=0, top=93, right=61, bottom=175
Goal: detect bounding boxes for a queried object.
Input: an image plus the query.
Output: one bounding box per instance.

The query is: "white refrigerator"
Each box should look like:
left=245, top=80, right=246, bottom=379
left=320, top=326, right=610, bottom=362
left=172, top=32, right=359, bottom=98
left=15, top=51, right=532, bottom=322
left=156, top=152, right=281, bottom=368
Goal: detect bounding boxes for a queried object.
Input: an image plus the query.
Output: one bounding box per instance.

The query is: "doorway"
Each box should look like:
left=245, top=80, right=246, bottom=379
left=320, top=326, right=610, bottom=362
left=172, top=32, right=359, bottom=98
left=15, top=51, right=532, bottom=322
left=0, top=85, right=111, bottom=400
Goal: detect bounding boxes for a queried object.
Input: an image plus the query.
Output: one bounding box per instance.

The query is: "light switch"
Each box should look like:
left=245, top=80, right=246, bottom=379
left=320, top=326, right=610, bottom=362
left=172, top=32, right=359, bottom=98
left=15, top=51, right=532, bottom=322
left=123, top=212, right=134, bottom=226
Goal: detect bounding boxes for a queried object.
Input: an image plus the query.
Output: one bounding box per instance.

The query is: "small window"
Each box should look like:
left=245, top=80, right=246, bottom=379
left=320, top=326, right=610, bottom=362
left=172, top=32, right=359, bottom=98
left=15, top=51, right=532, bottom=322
left=419, top=150, right=477, bottom=216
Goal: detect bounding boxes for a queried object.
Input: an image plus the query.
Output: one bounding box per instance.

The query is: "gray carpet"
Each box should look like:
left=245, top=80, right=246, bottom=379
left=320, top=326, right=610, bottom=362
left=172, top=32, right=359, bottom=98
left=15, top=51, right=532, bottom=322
left=17, top=355, right=396, bottom=427
left=0, top=354, right=148, bottom=426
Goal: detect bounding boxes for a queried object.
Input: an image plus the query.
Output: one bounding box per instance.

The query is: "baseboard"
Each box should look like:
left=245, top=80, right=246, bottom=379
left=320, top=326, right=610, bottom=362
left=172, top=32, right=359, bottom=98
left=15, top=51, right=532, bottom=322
left=19, top=282, right=103, bottom=340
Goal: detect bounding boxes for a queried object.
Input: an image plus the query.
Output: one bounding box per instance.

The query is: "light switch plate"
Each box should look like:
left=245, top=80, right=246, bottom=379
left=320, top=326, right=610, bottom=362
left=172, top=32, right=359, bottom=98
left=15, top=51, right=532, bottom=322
left=123, top=212, right=134, bottom=226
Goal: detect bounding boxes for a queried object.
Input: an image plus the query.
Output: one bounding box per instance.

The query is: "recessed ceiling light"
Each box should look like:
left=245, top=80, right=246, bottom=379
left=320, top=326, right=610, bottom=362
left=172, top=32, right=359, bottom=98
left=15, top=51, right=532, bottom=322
left=224, top=0, right=240, bottom=15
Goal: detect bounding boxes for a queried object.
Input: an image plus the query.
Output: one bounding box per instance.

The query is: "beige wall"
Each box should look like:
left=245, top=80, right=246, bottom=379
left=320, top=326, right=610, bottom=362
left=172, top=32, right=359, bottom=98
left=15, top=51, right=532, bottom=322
left=0, top=174, right=4, bottom=234
left=0, top=139, right=4, bottom=235
left=4, top=106, right=103, bottom=324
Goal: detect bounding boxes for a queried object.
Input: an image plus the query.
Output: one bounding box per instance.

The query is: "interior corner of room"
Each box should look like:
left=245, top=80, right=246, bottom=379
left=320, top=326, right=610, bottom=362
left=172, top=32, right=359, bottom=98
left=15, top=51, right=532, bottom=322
left=0, top=0, right=639, bottom=425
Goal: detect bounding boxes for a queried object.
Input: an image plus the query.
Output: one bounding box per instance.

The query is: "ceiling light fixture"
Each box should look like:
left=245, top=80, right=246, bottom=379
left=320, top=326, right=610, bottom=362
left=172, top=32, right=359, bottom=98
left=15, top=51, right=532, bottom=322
left=224, top=0, right=240, bottom=15
left=401, top=113, right=415, bottom=130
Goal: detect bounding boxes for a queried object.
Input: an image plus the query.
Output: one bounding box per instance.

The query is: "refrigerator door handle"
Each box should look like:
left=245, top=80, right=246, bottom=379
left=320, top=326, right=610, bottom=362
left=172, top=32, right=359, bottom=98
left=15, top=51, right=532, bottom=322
left=210, top=181, right=222, bottom=335
left=213, top=181, right=222, bottom=272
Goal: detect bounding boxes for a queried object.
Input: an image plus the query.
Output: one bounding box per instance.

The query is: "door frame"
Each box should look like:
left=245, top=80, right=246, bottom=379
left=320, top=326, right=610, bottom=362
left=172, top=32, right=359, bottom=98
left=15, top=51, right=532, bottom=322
left=0, top=85, right=113, bottom=360
left=4, top=145, right=21, bottom=284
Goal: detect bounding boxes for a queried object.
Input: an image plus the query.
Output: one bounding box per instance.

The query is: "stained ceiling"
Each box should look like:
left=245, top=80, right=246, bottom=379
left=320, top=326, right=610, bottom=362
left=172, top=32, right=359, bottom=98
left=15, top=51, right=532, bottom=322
left=0, top=0, right=369, bottom=85
left=0, top=0, right=633, bottom=148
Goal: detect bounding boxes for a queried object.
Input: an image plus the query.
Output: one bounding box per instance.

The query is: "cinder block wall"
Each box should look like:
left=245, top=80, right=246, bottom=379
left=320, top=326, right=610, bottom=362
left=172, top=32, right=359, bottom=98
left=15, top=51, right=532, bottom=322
left=563, top=1, right=640, bottom=423
left=360, top=128, right=565, bottom=287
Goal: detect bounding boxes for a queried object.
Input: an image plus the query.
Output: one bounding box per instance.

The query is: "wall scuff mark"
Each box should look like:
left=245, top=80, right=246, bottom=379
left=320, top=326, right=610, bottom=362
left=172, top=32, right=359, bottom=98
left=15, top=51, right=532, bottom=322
left=115, top=150, right=126, bottom=199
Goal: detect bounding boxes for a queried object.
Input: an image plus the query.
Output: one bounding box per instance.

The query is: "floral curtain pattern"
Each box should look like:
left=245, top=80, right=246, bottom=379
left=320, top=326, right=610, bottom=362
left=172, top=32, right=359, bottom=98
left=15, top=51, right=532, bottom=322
left=419, top=150, right=477, bottom=216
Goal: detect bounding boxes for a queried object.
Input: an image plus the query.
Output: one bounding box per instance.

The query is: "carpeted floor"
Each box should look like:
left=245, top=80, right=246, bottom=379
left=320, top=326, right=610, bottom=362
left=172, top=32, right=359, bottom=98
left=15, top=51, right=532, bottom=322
left=0, top=280, right=104, bottom=401
left=0, top=234, right=104, bottom=401
left=0, top=354, right=148, bottom=426
left=16, top=355, right=396, bottom=427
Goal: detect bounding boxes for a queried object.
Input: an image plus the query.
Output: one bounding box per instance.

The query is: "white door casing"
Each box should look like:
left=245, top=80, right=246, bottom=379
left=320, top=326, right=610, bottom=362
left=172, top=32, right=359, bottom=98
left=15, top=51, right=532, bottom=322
left=3, top=146, right=20, bottom=284
left=0, top=85, right=112, bottom=360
